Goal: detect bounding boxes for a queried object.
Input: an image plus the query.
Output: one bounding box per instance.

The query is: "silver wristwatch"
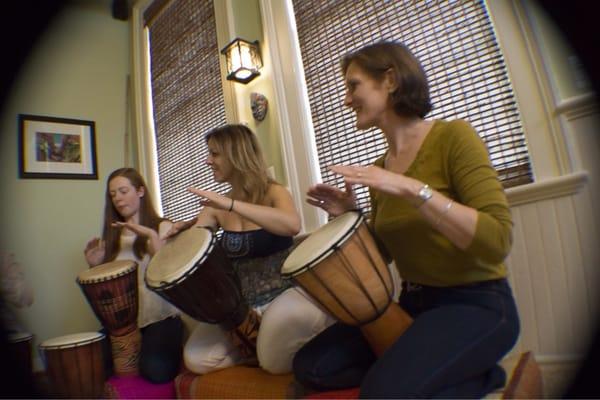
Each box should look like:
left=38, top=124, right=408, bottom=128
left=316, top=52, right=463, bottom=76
left=417, top=184, right=433, bottom=207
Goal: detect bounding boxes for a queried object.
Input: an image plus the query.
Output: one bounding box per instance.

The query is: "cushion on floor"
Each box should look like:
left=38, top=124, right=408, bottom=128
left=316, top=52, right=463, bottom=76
left=304, top=387, right=360, bottom=399
left=104, top=375, right=175, bottom=399
left=175, top=366, right=295, bottom=399
left=173, top=351, right=542, bottom=399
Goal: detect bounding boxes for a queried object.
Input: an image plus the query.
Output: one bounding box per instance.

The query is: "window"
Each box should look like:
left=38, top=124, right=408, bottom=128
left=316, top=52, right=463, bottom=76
left=292, top=0, right=533, bottom=214
left=144, top=0, right=227, bottom=221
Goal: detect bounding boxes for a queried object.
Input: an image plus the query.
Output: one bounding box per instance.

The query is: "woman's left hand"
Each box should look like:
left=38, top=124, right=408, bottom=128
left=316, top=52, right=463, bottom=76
left=112, top=221, right=164, bottom=256
left=188, top=187, right=233, bottom=211
left=330, top=164, right=404, bottom=196
left=112, top=221, right=158, bottom=239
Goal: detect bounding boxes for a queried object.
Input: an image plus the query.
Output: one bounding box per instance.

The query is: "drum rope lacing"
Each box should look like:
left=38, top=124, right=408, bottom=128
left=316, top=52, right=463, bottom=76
left=299, top=226, right=393, bottom=326
left=283, top=210, right=363, bottom=279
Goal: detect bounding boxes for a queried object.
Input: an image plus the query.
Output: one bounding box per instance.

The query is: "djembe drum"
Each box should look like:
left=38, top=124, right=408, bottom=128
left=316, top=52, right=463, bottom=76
left=145, top=226, right=260, bottom=360
left=281, top=210, right=413, bottom=356
left=39, top=331, right=106, bottom=398
left=77, top=260, right=141, bottom=376
left=7, top=332, right=34, bottom=384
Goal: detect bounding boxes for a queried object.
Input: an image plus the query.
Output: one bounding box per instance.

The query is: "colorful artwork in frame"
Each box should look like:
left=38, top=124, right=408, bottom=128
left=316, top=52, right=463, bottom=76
left=18, top=114, right=98, bottom=179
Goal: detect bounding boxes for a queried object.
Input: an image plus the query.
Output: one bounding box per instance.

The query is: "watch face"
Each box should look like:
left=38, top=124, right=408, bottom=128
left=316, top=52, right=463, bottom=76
left=419, top=185, right=433, bottom=200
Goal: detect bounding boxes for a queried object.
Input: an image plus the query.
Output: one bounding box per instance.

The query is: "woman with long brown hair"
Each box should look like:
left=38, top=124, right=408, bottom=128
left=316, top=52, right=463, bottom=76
left=84, top=167, right=183, bottom=383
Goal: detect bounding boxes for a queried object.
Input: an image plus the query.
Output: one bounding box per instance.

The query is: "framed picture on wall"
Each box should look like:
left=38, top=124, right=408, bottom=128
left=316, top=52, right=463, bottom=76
left=18, top=114, right=98, bottom=179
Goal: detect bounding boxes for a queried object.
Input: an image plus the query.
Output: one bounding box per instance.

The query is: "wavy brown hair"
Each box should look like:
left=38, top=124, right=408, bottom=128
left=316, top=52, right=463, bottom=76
left=341, top=41, right=432, bottom=118
left=101, top=168, right=165, bottom=262
left=205, top=124, right=276, bottom=204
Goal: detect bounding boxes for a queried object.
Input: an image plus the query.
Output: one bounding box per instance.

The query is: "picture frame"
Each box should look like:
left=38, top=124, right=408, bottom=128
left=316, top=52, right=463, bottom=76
left=18, top=114, right=98, bottom=179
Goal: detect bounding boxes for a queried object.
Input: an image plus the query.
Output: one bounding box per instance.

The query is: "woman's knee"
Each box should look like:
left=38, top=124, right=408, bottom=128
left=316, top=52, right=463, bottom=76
left=258, top=352, right=291, bottom=374
left=183, top=349, right=214, bottom=375
left=183, top=336, right=237, bottom=374
left=257, top=300, right=327, bottom=374
left=256, top=322, right=296, bottom=373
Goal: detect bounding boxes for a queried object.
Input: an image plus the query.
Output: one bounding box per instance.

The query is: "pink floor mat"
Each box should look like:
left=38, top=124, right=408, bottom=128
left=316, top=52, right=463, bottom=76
left=104, top=375, right=175, bottom=399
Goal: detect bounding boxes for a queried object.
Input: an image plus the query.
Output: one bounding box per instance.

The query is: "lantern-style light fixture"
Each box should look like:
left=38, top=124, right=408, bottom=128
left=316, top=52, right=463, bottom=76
left=221, top=38, right=263, bottom=84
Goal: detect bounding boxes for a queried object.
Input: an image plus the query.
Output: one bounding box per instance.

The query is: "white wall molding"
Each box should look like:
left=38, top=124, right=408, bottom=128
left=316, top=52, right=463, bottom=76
left=554, top=93, right=599, bottom=121
left=506, top=171, right=588, bottom=206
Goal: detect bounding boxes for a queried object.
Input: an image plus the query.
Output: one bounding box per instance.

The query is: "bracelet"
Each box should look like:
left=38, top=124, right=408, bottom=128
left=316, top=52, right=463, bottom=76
left=228, top=198, right=235, bottom=212
left=435, top=200, right=454, bottom=227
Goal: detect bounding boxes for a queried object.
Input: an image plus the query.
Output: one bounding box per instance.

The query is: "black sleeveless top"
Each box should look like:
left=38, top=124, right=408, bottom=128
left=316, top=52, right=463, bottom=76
left=220, top=229, right=294, bottom=307
left=221, top=229, right=293, bottom=259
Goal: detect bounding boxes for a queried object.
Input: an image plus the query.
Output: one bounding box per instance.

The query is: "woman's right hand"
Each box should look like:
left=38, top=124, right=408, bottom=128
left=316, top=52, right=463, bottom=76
left=306, top=181, right=357, bottom=217
left=161, top=219, right=196, bottom=240
left=84, top=237, right=105, bottom=267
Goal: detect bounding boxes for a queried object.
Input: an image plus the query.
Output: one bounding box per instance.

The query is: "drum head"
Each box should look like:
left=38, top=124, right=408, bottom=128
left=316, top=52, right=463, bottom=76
left=145, top=226, right=214, bottom=288
left=7, top=332, right=33, bottom=343
left=282, top=211, right=363, bottom=277
left=77, top=259, right=137, bottom=283
left=39, top=331, right=105, bottom=350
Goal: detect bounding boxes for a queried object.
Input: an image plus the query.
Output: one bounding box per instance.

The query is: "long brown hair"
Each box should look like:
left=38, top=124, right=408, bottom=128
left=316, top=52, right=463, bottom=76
left=205, top=124, right=276, bottom=204
left=341, top=41, right=432, bottom=118
left=101, top=168, right=165, bottom=262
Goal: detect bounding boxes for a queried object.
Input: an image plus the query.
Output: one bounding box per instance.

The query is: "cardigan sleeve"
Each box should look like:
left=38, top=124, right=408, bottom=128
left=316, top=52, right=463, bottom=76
left=368, top=156, right=393, bottom=264
left=446, top=120, right=513, bottom=264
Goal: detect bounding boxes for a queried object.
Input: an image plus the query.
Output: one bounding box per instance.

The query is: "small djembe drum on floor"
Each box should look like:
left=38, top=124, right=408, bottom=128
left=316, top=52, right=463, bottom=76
left=145, top=226, right=260, bottom=361
left=7, top=332, right=34, bottom=384
left=77, top=260, right=141, bottom=376
left=281, top=210, right=413, bottom=356
left=39, top=331, right=106, bottom=398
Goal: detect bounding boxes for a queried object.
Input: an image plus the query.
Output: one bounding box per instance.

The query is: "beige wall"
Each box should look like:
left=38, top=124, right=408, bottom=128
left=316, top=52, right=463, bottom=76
left=224, top=0, right=288, bottom=185
left=0, top=2, right=130, bottom=369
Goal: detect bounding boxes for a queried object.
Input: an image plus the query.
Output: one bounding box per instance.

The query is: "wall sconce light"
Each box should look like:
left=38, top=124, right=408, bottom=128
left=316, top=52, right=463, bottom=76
left=221, top=38, right=263, bottom=84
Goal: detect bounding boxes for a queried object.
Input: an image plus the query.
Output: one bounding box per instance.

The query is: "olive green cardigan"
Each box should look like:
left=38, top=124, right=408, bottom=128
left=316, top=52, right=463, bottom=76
left=370, top=119, right=513, bottom=286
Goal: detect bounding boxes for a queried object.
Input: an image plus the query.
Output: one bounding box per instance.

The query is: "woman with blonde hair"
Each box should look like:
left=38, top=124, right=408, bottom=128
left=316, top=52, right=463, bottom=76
left=167, top=124, right=333, bottom=375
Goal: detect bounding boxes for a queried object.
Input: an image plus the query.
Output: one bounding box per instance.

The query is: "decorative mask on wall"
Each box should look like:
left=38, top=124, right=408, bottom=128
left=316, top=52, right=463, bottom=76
left=250, top=92, right=268, bottom=122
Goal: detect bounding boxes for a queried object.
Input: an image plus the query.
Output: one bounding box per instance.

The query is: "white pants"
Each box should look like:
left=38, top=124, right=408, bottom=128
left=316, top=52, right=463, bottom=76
left=183, top=287, right=335, bottom=375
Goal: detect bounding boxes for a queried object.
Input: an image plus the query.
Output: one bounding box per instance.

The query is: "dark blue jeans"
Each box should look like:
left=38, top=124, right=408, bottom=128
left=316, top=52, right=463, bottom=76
left=293, top=278, right=520, bottom=398
left=139, top=315, right=184, bottom=383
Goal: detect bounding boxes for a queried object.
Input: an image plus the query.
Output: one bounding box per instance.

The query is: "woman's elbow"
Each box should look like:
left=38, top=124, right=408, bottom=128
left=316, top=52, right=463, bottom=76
left=287, top=220, right=301, bottom=236
left=480, top=231, right=513, bottom=264
left=493, top=232, right=513, bottom=262
left=284, top=215, right=301, bottom=236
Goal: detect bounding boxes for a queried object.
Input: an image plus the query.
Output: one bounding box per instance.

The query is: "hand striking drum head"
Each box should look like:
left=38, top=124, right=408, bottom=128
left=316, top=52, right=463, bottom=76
left=145, top=226, right=248, bottom=328
left=146, top=226, right=213, bottom=288
left=77, top=260, right=138, bottom=336
left=281, top=211, right=393, bottom=326
left=282, top=210, right=413, bottom=356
